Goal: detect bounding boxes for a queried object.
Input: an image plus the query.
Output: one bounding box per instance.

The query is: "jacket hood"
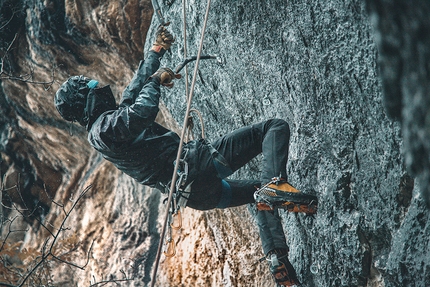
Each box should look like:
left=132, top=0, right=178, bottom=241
left=84, top=85, right=117, bottom=130
left=55, top=75, right=89, bottom=123
left=55, top=76, right=117, bottom=129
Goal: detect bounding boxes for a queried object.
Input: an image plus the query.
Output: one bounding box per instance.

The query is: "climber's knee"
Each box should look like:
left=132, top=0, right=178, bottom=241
left=270, top=118, right=290, bottom=132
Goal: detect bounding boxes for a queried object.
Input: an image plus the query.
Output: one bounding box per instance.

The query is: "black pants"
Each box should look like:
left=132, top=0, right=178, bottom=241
left=186, top=119, right=290, bottom=254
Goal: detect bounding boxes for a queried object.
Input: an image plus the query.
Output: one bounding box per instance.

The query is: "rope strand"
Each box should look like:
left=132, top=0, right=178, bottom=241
left=149, top=0, right=212, bottom=285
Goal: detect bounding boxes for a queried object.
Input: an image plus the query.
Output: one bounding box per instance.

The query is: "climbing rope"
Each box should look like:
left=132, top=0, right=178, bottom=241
left=182, top=0, right=193, bottom=142
left=181, top=0, right=206, bottom=141
left=150, top=0, right=212, bottom=285
left=182, top=0, right=190, bottom=101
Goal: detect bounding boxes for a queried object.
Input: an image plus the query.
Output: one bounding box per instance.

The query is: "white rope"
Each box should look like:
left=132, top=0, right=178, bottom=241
left=150, top=0, right=212, bottom=285
left=182, top=0, right=190, bottom=102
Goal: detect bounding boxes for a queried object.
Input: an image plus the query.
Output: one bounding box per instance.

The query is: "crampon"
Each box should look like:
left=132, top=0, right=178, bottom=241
left=266, top=249, right=301, bottom=287
left=254, top=178, right=318, bottom=214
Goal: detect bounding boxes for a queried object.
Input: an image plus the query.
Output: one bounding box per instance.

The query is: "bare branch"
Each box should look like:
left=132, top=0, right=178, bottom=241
left=0, top=8, right=16, bottom=30
left=88, top=269, right=133, bottom=287
left=0, top=282, right=17, bottom=287
left=0, top=72, right=56, bottom=89
left=15, top=185, right=92, bottom=287
left=50, top=185, right=92, bottom=251
left=0, top=180, right=111, bottom=286
left=43, top=184, right=63, bottom=209
left=0, top=216, right=29, bottom=260
left=51, top=238, right=95, bottom=270
left=0, top=97, right=97, bottom=284
left=0, top=33, right=17, bottom=75
left=0, top=33, right=57, bottom=89
left=2, top=33, right=18, bottom=57
left=89, top=278, right=134, bottom=287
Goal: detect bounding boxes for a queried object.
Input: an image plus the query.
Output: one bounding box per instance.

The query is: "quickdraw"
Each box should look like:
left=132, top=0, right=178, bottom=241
left=164, top=204, right=183, bottom=258
left=163, top=154, right=190, bottom=258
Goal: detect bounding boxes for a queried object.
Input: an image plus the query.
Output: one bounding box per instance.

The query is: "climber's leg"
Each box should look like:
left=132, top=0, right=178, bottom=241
left=259, top=119, right=290, bottom=182
left=254, top=209, right=288, bottom=254
left=210, top=119, right=300, bottom=286
left=216, top=179, right=260, bottom=208
left=254, top=178, right=318, bottom=214
left=211, top=119, right=288, bottom=175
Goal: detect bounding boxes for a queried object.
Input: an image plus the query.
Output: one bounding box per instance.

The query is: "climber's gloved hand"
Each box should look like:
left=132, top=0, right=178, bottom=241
left=152, top=22, right=175, bottom=53
left=151, top=68, right=181, bottom=88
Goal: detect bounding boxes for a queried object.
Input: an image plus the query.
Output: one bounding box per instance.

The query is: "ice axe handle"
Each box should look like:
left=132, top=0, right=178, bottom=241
left=152, top=0, right=166, bottom=25
left=175, top=55, right=217, bottom=74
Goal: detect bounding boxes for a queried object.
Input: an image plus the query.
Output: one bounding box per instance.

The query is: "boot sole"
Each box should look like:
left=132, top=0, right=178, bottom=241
left=255, top=189, right=318, bottom=214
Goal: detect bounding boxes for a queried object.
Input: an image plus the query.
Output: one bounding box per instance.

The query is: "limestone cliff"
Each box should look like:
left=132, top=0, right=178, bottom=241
left=0, top=0, right=429, bottom=287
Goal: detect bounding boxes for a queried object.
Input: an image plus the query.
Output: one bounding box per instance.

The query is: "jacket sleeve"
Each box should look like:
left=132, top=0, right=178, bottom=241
left=90, top=50, right=167, bottom=146
left=119, top=50, right=164, bottom=107
left=126, top=77, right=162, bottom=134
left=91, top=78, right=162, bottom=147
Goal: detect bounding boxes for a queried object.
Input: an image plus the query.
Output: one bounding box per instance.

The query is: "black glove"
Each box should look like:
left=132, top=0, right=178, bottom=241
left=151, top=68, right=181, bottom=88
left=152, top=22, right=175, bottom=52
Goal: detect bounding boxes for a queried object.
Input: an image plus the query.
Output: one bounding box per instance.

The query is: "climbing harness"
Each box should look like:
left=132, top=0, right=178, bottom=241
left=162, top=153, right=192, bottom=258
left=150, top=0, right=212, bottom=285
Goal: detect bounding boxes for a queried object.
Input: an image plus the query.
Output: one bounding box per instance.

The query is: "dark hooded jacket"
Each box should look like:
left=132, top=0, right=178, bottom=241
left=87, top=51, right=180, bottom=187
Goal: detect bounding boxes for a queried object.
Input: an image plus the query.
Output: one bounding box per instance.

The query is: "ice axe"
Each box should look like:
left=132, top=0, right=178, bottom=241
left=175, top=55, right=217, bottom=74
left=152, top=0, right=167, bottom=26
left=151, top=0, right=217, bottom=73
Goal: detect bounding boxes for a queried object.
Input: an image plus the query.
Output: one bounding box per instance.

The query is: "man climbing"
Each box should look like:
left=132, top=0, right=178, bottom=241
left=54, top=23, right=317, bottom=287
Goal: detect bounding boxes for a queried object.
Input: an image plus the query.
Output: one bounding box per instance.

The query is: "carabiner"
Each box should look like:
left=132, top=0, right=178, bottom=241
left=164, top=238, right=176, bottom=257
left=170, top=209, right=182, bottom=230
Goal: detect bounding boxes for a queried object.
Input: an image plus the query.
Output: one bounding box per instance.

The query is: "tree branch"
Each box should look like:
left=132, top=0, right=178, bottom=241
left=0, top=282, right=17, bottom=287
left=51, top=238, right=95, bottom=270
left=0, top=33, right=57, bottom=89
left=15, top=185, right=92, bottom=287
left=0, top=216, right=28, bottom=252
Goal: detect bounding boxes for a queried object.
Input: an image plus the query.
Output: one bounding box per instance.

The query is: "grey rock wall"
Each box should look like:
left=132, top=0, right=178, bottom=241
left=366, top=0, right=430, bottom=207
left=147, top=0, right=430, bottom=286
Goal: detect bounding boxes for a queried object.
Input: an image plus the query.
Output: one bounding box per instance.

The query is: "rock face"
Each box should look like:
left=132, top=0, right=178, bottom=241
left=365, top=0, right=430, bottom=207
left=0, top=0, right=429, bottom=287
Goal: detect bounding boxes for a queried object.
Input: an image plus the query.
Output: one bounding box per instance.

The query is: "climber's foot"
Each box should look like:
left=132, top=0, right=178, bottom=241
left=254, top=178, right=318, bottom=214
left=267, top=249, right=301, bottom=287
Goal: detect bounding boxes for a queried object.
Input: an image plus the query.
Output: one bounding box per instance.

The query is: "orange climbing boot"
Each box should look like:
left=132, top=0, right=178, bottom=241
left=254, top=178, right=318, bottom=214
left=266, top=248, right=300, bottom=287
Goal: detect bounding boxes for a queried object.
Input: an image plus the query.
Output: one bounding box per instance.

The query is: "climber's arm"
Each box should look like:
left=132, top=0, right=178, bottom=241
left=119, top=23, right=175, bottom=107
left=119, top=51, right=163, bottom=108
left=93, top=66, right=180, bottom=146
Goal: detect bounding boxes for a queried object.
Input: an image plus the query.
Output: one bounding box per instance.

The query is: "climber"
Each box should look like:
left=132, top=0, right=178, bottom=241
left=54, top=23, right=317, bottom=287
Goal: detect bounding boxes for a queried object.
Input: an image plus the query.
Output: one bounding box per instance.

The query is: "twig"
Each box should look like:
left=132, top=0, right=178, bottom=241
left=0, top=216, right=28, bottom=252
left=43, top=184, right=63, bottom=209
left=0, top=33, right=17, bottom=75
left=0, top=282, right=17, bottom=287
left=0, top=73, right=56, bottom=89
left=0, top=13, right=14, bottom=30
left=89, top=278, right=133, bottom=287
left=0, top=33, right=57, bottom=89
left=51, top=238, right=95, bottom=270
left=16, top=185, right=92, bottom=287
